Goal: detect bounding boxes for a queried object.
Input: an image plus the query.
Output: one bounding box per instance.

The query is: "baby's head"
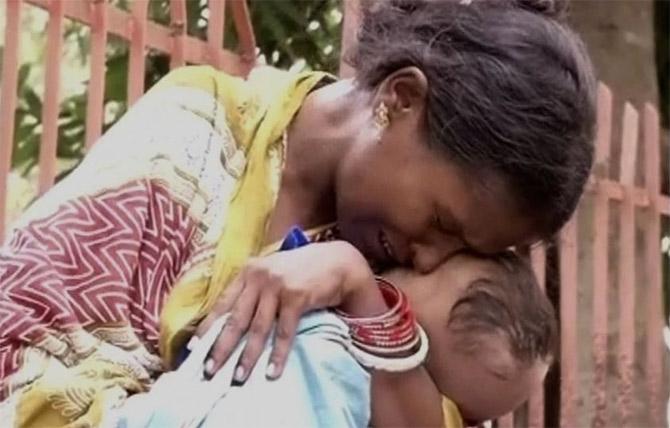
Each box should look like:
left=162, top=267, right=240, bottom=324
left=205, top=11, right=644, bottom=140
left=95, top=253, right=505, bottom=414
left=386, top=250, right=557, bottom=424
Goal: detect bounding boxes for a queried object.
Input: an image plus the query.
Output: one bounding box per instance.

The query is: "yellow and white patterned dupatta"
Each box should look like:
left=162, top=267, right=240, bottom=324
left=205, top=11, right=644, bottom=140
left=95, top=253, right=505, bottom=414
left=0, top=65, right=329, bottom=427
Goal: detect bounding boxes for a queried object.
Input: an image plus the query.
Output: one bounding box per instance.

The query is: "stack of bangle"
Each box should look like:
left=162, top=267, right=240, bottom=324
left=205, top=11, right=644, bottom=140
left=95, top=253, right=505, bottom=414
left=335, top=277, right=429, bottom=372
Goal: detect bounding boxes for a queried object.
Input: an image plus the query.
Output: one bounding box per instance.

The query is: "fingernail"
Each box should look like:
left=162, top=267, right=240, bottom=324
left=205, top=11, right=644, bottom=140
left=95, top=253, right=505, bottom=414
left=234, top=365, right=246, bottom=382
left=204, top=358, right=214, bottom=375
left=265, top=362, right=277, bottom=379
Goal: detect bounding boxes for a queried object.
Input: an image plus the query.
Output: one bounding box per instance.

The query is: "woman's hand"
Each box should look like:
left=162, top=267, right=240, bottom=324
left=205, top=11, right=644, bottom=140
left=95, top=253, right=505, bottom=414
left=194, top=240, right=386, bottom=382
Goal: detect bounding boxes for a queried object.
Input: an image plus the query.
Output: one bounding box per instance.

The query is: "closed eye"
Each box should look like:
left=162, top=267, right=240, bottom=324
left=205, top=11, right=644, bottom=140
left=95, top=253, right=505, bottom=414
left=435, top=210, right=477, bottom=250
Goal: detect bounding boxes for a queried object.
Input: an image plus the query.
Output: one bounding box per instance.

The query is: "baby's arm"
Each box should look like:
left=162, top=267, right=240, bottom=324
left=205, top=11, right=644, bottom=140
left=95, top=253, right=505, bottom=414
left=371, top=365, right=445, bottom=427
left=341, top=275, right=443, bottom=427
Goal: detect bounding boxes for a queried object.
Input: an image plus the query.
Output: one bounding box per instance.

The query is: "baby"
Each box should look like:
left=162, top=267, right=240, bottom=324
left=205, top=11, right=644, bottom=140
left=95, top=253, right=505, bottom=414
left=372, top=250, right=557, bottom=427
left=116, top=249, right=556, bottom=428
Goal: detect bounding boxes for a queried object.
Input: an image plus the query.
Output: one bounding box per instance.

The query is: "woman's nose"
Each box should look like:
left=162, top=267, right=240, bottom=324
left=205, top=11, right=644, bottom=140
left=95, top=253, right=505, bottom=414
left=410, top=237, right=466, bottom=274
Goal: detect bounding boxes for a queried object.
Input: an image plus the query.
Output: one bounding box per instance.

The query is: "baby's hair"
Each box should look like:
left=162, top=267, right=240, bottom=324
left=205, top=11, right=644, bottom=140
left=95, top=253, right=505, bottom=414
left=447, top=250, right=557, bottom=366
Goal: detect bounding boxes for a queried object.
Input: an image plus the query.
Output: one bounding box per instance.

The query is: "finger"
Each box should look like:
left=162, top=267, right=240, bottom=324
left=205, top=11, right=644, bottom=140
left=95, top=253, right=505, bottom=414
left=181, top=315, right=228, bottom=377
left=210, top=339, right=244, bottom=387
left=265, top=305, right=301, bottom=380
left=233, top=291, right=279, bottom=383
left=205, top=281, right=260, bottom=377
left=194, top=274, right=246, bottom=339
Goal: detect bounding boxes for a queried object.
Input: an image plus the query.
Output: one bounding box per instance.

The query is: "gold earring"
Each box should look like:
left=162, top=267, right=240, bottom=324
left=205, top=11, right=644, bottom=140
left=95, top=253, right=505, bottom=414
left=373, top=102, right=390, bottom=131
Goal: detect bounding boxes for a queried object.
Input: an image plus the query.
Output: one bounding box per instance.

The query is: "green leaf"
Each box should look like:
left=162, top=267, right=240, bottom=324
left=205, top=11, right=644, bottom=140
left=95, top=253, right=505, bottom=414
left=105, top=52, right=129, bottom=103
left=22, top=89, right=43, bottom=119
left=11, top=0, right=344, bottom=176
left=17, top=64, right=31, bottom=90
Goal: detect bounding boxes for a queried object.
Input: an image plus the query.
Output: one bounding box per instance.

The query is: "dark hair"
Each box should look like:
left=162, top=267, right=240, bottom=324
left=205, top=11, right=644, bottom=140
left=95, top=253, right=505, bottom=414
left=348, top=0, right=596, bottom=235
left=447, top=251, right=558, bottom=365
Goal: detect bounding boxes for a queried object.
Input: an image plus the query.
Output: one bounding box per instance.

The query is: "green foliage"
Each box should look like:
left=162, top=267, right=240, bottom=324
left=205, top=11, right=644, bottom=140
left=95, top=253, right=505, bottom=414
left=244, top=0, right=342, bottom=72
left=11, top=0, right=342, bottom=178
left=13, top=62, right=89, bottom=177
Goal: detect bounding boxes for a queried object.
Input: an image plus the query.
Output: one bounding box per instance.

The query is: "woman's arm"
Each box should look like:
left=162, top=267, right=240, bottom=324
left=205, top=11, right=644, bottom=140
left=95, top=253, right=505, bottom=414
left=196, top=240, right=387, bottom=380
left=337, top=258, right=389, bottom=317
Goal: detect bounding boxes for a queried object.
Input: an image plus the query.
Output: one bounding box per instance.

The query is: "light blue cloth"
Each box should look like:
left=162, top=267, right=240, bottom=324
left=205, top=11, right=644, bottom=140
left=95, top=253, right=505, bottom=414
left=113, top=311, right=370, bottom=428
left=201, top=311, right=370, bottom=428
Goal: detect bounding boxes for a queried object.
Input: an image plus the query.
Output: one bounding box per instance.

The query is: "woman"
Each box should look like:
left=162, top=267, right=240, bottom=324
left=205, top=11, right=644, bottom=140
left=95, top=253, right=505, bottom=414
left=0, top=0, right=595, bottom=426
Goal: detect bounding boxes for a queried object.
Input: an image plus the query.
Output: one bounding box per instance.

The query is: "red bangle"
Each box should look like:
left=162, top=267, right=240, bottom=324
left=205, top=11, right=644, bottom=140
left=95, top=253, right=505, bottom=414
left=336, top=277, right=420, bottom=356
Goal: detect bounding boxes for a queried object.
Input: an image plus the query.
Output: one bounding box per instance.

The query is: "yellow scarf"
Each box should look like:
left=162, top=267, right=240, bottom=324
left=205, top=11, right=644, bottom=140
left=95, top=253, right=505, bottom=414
left=157, top=65, right=332, bottom=365
left=13, top=66, right=331, bottom=428
left=443, top=397, right=465, bottom=428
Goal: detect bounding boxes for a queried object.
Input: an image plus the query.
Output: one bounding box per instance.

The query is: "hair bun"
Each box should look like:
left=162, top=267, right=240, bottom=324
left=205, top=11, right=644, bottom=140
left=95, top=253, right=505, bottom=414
left=361, top=0, right=424, bottom=15
left=364, top=0, right=569, bottom=20
left=513, top=0, right=569, bottom=19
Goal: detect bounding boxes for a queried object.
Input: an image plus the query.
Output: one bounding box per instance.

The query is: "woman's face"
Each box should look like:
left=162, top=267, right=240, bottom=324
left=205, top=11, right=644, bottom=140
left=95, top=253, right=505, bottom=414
left=335, top=99, right=538, bottom=273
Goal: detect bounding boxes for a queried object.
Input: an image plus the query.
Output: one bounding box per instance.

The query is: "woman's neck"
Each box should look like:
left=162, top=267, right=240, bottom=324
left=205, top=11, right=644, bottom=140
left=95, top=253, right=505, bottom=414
left=266, top=79, right=371, bottom=240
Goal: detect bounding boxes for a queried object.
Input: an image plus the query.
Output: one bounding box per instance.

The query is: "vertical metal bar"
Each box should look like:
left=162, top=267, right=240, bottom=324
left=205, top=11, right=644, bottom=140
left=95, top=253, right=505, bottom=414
left=127, top=0, right=149, bottom=105
left=559, top=215, right=578, bottom=428
left=0, top=0, right=22, bottom=240
left=85, top=0, right=108, bottom=149
left=339, top=0, right=360, bottom=78
left=207, top=0, right=226, bottom=69
left=593, top=83, right=613, bottom=178
left=38, top=0, right=64, bottom=194
left=528, top=243, right=547, bottom=428
left=229, top=0, right=256, bottom=75
left=642, top=103, right=664, bottom=427
left=531, top=244, right=547, bottom=291
left=591, top=83, right=612, bottom=428
left=616, top=103, right=638, bottom=426
left=169, top=0, right=187, bottom=69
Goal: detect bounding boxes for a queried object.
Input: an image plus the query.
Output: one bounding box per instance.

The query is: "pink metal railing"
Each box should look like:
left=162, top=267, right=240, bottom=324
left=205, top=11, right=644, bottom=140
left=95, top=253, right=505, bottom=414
left=0, top=1, right=668, bottom=426
left=0, top=0, right=256, bottom=240
left=84, top=0, right=108, bottom=149
left=37, top=0, right=64, bottom=194
left=0, top=0, right=21, bottom=241
left=127, top=0, right=149, bottom=105
left=559, top=211, right=579, bottom=427
left=528, top=243, right=547, bottom=428
left=590, top=84, right=612, bottom=428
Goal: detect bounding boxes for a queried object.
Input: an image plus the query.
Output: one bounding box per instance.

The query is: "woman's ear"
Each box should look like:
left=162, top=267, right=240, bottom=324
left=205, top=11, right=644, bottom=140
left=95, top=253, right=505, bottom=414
left=378, top=66, right=428, bottom=118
